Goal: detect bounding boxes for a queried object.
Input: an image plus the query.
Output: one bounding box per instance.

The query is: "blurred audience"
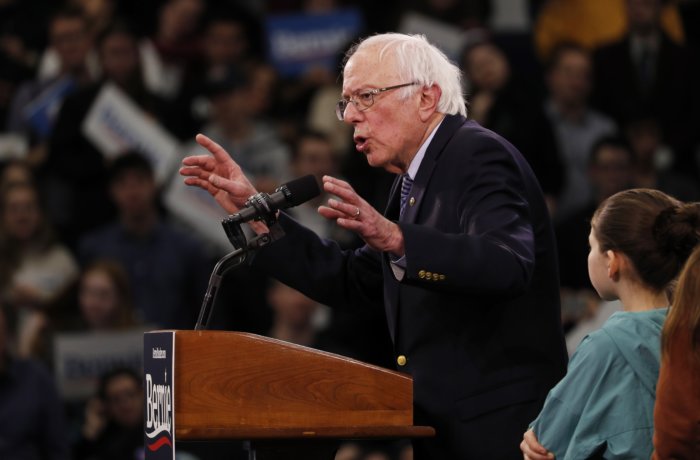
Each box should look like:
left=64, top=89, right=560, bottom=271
left=73, top=367, right=144, bottom=460
left=462, top=39, right=563, bottom=203
left=543, top=42, right=617, bottom=220
left=0, top=180, right=79, bottom=357
left=6, top=6, right=96, bottom=167
left=592, top=0, right=700, bottom=177
left=624, top=113, right=700, bottom=202
left=79, top=152, right=211, bottom=329
left=0, top=303, right=70, bottom=459
left=555, top=136, right=634, bottom=331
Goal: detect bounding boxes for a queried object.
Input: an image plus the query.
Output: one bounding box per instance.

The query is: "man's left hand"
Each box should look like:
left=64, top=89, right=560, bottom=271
left=319, top=175, right=404, bottom=256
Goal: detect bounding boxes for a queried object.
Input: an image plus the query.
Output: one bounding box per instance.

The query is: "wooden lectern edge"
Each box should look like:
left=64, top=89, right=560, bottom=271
left=175, top=425, right=436, bottom=440
left=152, top=329, right=414, bottom=381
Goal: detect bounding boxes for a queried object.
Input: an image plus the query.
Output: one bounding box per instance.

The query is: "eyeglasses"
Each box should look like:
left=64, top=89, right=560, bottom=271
left=335, top=82, right=419, bottom=120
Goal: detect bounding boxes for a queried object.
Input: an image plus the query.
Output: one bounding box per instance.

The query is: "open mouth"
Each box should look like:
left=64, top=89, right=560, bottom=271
left=354, top=135, right=368, bottom=152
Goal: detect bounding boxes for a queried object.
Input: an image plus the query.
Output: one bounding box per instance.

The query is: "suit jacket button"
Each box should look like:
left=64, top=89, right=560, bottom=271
left=418, top=270, right=425, bottom=279
left=397, top=355, right=407, bottom=366
left=409, top=197, right=415, bottom=206
left=439, top=274, right=446, bottom=281
left=432, top=273, right=439, bottom=281
left=425, top=271, right=432, bottom=279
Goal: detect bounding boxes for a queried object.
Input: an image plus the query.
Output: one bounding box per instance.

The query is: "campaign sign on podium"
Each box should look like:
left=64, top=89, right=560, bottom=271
left=143, top=332, right=175, bottom=460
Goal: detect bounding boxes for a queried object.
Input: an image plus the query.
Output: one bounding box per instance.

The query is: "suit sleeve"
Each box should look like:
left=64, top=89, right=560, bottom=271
left=400, top=144, right=537, bottom=297
left=250, top=213, right=384, bottom=310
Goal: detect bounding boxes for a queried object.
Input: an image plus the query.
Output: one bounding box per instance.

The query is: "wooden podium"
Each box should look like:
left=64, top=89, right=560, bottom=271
left=144, top=330, right=434, bottom=460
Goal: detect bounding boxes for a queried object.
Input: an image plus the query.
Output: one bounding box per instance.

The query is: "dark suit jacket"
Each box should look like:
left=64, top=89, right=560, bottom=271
left=251, top=115, right=568, bottom=459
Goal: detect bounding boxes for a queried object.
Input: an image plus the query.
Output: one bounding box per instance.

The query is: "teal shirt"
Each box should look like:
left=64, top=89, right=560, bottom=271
left=531, top=308, right=667, bottom=459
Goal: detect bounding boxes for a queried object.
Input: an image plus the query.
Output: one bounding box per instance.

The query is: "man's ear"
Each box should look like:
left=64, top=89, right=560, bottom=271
left=418, top=84, right=441, bottom=121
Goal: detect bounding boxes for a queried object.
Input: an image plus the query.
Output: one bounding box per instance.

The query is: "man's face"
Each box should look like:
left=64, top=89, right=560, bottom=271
left=50, top=17, right=90, bottom=73
left=548, top=50, right=591, bottom=107
left=341, top=48, right=424, bottom=174
left=100, top=33, right=139, bottom=84
left=110, top=169, right=156, bottom=218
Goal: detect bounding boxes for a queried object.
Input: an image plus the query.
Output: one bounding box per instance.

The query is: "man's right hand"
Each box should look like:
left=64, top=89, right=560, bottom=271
left=179, top=134, right=258, bottom=214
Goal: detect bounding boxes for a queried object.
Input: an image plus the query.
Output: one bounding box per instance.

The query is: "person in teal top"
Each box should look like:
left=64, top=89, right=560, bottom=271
left=521, top=188, right=700, bottom=459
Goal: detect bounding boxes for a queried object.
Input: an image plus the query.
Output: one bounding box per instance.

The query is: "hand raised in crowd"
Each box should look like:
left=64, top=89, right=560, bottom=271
left=521, top=429, right=554, bottom=460
left=179, top=134, right=258, bottom=214
left=319, top=176, right=404, bottom=257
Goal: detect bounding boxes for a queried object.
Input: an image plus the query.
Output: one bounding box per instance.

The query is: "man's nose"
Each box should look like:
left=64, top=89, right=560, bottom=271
left=342, top=101, right=363, bottom=124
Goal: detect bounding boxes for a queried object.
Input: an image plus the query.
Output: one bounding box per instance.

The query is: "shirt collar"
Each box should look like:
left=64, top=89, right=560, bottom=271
left=406, top=118, right=444, bottom=180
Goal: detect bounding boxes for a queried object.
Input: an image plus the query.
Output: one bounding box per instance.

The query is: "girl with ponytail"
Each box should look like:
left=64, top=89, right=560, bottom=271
left=521, top=189, right=700, bottom=459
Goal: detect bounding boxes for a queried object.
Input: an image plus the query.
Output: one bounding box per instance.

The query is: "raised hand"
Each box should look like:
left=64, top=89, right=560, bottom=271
left=319, top=175, right=404, bottom=256
left=179, top=134, right=257, bottom=214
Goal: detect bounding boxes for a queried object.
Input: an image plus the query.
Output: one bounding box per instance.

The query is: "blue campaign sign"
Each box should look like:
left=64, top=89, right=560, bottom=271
left=143, top=332, right=175, bottom=460
left=265, top=8, right=363, bottom=77
left=22, top=77, right=76, bottom=138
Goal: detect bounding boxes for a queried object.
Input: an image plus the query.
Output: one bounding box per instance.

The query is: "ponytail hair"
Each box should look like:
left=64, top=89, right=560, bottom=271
left=592, top=189, right=700, bottom=293
left=663, top=245, right=700, bottom=360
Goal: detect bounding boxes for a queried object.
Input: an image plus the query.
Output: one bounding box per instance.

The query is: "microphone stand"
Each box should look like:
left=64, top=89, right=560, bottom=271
left=193, top=209, right=283, bottom=331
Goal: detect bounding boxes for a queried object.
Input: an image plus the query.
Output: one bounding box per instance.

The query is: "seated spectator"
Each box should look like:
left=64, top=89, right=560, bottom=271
left=625, top=114, right=700, bottom=202
left=592, top=0, right=699, bottom=177
left=267, top=280, right=325, bottom=347
left=79, top=152, right=211, bottom=329
left=556, top=136, right=634, bottom=331
left=73, top=367, right=144, bottom=460
left=42, top=20, right=184, bottom=247
left=193, top=64, right=291, bottom=194
left=521, top=189, right=700, bottom=459
left=287, top=129, right=358, bottom=248
left=139, top=0, right=206, bottom=100
left=543, top=42, right=617, bottom=221
left=461, top=39, right=564, bottom=204
left=0, top=181, right=79, bottom=357
left=652, top=245, right=700, bottom=458
left=6, top=6, right=96, bottom=167
left=0, top=303, right=70, bottom=459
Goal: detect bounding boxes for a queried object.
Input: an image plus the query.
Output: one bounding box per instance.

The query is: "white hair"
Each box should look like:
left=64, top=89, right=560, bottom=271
left=346, top=33, right=467, bottom=117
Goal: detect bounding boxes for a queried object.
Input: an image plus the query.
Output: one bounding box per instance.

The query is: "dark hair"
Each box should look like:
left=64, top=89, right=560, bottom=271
left=545, top=41, right=589, bottom=73
left=81, top=259, right=136, bottom=329
left=0, top=182, right=56, bottom=290
left=108, top=151, right=154, bottom=183
left=51, top=5, right=87, bottom=26
left=588, top=135, right=634, bottom=167
left=96, top=19, right=137, bottom=51
left=592, top=188, right=700, bottom=292
left=97, top=367, right=142, bottom=401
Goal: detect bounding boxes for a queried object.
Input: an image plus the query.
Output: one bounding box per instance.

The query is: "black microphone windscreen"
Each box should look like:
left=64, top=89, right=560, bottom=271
left=284, top=174, right=321, bottom=207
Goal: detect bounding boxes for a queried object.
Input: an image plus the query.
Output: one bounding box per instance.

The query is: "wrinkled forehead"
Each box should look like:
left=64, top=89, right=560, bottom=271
left=342, top=45, right=400, bottom=95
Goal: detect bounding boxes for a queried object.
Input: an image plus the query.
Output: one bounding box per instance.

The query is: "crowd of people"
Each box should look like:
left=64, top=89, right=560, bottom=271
left=0, top=0, right=699, bottom=459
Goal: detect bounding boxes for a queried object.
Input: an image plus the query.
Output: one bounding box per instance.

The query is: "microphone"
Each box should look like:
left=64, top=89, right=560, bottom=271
left=227, top=174, right=321, bottom=225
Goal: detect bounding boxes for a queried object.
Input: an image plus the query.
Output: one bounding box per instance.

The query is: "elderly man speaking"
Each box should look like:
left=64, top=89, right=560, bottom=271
left=180, top=33, right=567, bottom=459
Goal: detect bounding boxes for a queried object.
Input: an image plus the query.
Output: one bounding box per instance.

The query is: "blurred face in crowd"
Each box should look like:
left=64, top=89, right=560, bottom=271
left=80, top=268, right=121, bottom=330
left=342, top=46, right=428, bottom=174
left=589, top=144, right=633, bottom=200
left=626, top=119, right=661, bottom=165
left=104, top=373, right=143, bottom=428
left=463, top=43, right=510, bottom=93
left=159, top=0, right=204, bottom=40
left=204, top=20, right=248, bottom=66
left=99, top=32, right=139, bottom=85
left=548, top=48, right=592, bottom=109
left=210, top=86, right=250, bottom=130
left=268, top=282, right=318, bottom=331
left=627, top=0, right=661, bottom=36
left=294, top=136, right=336, bottom=181
left=110, top=169, right=156, bottom=219
left=50, top=16, right=91, bottom=74
left=2, top=185, right=41, bottom=242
